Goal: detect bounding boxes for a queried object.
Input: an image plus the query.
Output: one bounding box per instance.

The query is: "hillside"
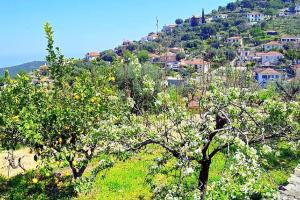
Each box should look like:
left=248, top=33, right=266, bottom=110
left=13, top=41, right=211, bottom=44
left=0, top=61, right=46, bottom=77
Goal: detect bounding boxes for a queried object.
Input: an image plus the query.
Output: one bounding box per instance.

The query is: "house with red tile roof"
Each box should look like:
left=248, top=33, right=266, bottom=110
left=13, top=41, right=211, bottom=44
left=180, top=59, right=210, bottom=73
left=159, top=52, right=177, bottom=63
left=263, top=41, right=283, bottom=51
left=85, top=52, right=100, bottom=61
left=259, top=51, right=284, bottom=64
left=255, top=67, right=286, bottom=85
left=169, top=47, right=184, bottom=54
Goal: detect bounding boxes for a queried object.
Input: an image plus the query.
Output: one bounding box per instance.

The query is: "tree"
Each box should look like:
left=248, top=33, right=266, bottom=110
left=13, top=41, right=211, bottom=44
left=176, top=52, right=186, bottom=61
left=115, top=52, right=162, bottom=113
left=267, top=0, right=285, bottom=9
left=185, top=39, right=202, bottom=49
left=181, top=33, right=197, bottom=41
left=241, top=0, right=254, bottom=9
left=200, top=24, right=217, bottom=39
left=226, top=2, right=237, bottom=11
left=20, top=23, right=129, bottom=183
left=175, top=18, right=183, bottom=25
left=225, top=49, right=237, bottom=61
left=101, top=50, right=117, bottom=62
left=190, top=16, right=200, bottom=27
left=0, top=73, right=34, bottom=151
left=129, top=81, right=299, bottom=200
left=137, top=50, right=150, bottom=63
left=142, top=42, right=159, bottom=53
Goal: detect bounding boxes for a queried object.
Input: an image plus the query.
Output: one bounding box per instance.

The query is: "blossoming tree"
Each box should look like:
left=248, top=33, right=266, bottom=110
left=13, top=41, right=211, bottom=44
left=128, top=81, right=300, bottom=199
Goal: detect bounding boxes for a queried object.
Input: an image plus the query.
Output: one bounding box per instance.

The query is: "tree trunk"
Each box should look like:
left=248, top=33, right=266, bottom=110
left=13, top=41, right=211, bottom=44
left=199, top=159, right=211, bottom=200
left=69, top=160, right=86, bottom=179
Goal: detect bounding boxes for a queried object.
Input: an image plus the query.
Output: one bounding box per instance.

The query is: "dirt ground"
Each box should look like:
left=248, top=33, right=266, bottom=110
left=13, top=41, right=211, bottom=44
left=0, top=148, right=36, bottom=177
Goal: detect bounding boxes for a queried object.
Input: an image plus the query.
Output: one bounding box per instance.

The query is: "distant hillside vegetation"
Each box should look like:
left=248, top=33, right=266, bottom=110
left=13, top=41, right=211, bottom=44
left=0, top=61, right=46, bottom=77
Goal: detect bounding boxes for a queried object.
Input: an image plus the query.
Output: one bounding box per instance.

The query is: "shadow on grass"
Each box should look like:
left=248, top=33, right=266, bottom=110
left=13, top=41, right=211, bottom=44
left=0, top=171, right=75, bottom=200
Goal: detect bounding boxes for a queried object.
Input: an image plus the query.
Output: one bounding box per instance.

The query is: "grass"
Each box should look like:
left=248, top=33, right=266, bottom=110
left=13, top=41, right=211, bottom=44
left=0, top=142, right=299, bottom=200
left=76, top=148, right=227, bottom=200
left=77, top=150, right=156, bottom=200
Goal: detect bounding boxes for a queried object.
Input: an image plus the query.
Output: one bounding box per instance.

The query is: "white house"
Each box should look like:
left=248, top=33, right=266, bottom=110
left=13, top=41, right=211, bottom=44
left=257, top=51, right=284, bottom=64
left=263, top=41, right=283, bottom=51
left=239, top=50, right=252, bottom=61
left=160, top=52, right=177, bottom=62
left=85, top=52, right=100, bottom=61
left=169, top=47, right=184, bottom=54
left=180, top=59, right=210, bottom=73
left=147, top=33, right=159, bottom=41
left=166, top=76, right=185, bottom=86
left=280, top=35, right=300, bottom=44
left=255, top=68, right=286, bottom=85
left=295, top=4, right=300, bottom=15
left=226, top=36, right=243, bottom=45
left=212, top=14, right=228, bottom=20
left=162, top=24, right=177, bottom=33
left=247, top=12, right=264, bottom=22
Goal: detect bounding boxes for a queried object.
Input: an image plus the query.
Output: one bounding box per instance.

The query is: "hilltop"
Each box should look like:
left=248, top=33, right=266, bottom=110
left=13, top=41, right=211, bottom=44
left=0, top=61, right=46, bottom=77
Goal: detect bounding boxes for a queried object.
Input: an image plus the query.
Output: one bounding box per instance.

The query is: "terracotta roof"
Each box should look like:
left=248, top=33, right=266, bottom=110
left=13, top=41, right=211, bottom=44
left=148, top=33, right=158, bottom=37
left=254, top=67, right=264, bottom=73
left=163, top=52, right=176, bottom=57
left=148, top=53, right=159, bottom=58
left=227, top=36, right=242, bottom=40
left=188, top=100, right=199, bottom=109
left=180, top=59, right=208, bottom=66
left=167, top=24, right=177, bottom=28
left=160, top=52, right=177, bottom=62
left=258, top=51, right=284, bottom=56
left=86, top=52, right=100, bottom=57
left=265, top=41, right=282, bottom=46
left=281, top=35, right=298, bottom=39
left=256, top=68, right=281, bottom=75
left=294, top=64, right=300, bottom=69
left=170, top=47, right=183, bottom=51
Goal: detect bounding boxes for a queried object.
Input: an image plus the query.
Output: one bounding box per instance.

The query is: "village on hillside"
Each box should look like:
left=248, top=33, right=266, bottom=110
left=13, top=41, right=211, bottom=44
left=82, top=1, right=300, bottom=89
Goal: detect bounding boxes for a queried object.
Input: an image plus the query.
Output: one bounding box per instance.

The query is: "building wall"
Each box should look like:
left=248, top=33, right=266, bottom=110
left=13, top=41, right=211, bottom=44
left=261, top=55, right=283, bottom=64
left=264, top=45, right=282, bottom=51
left=247, top=13, right=264, bottom=22
left=257, top=73, right=281, bottom=84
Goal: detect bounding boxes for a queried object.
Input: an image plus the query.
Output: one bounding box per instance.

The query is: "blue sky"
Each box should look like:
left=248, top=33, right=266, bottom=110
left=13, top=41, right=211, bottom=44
left=0, top=0, right=231, bottom=67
